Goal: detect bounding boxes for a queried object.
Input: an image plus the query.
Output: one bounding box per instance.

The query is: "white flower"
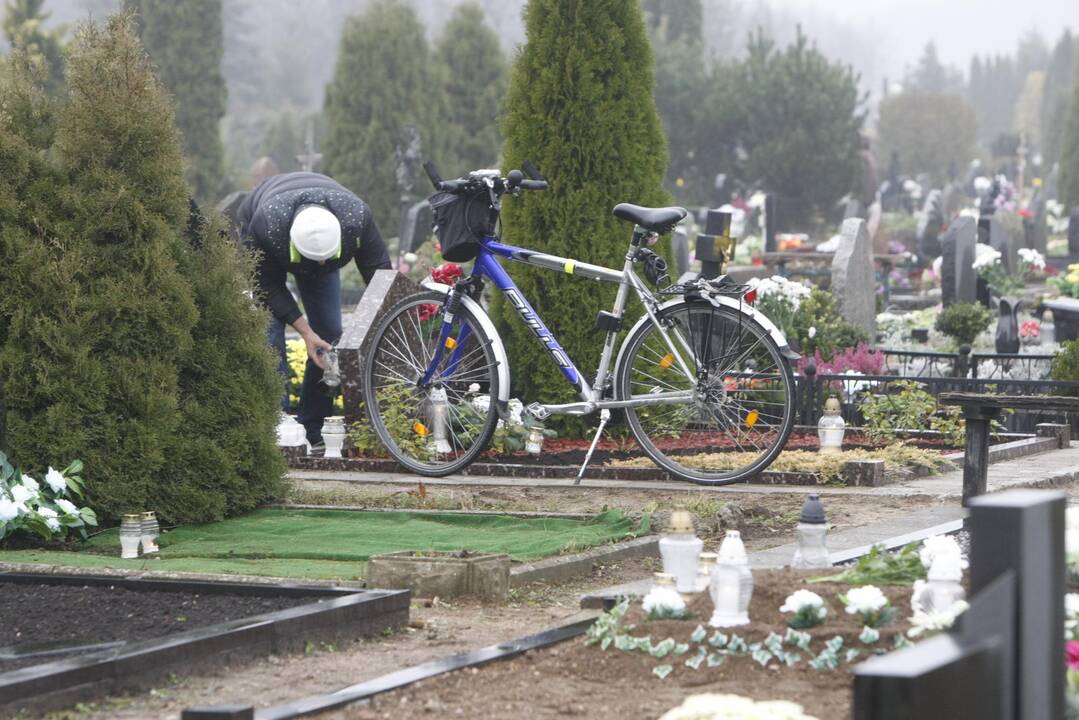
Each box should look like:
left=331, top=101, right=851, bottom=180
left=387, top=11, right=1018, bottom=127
left=779, top=590, right=827, bottom=618
left=0, top=498, right=19, bottom=523
left=467, top=383, right=480, bottom=393
left=10, top=483, right=36, bottom=506
left=642, top=586, right=686, bottom=617
left=402, top=252, right=418, bottom=264
left=54, top=498, right=78, bottom=516
left=45, top=467, right=66, bottom=494
left=972, top=245, right=1001, bottom=270
left=36, top=506, right=57, bottom=519
left=808, top=326, right=817, bottom=339
left=1017, top=247, right=1045, bottom=270
left=907, top=600, right=969, bottom=638
left=44, top=516, right=61, bottom=532
left=919, top=535, right=968, bottom=571
left=973, top=176, right=992, bottom=194
left=20, top=475, right=39, bottom=493
left=843, top=585, right=889, bottom=615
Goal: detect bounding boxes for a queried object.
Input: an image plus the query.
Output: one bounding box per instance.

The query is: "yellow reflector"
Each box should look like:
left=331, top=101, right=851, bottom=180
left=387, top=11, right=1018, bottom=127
left=444, top=337, right=457, bottom=350
left=745, top=410, right=759, bottom=428
left=659, top=353, right=674, bottom=369
left=413, top=422, right=429, bottom=437
left=564, top=260, right=576, bottom=274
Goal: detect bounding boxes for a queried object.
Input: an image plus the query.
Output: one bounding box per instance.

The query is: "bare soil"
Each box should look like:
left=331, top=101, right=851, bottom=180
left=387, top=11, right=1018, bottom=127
left=329, top=569, right=913, bottom=720
left=0, top=583, right=315, bottom=672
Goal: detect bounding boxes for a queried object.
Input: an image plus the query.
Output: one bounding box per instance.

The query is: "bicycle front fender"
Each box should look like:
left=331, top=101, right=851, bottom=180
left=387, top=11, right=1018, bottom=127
left=613, top=296, right=800, bottom=385
left=421, top=280, right=513, bottom=415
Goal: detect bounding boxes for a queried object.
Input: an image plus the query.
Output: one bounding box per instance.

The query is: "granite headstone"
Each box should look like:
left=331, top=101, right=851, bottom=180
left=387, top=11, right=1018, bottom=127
left=941, top=216, right=977, bottom=306
left=831, top=218, right=876, bottom=338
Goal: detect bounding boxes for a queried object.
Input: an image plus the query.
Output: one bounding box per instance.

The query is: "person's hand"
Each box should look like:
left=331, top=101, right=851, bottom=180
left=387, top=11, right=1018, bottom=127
left=304, top=332, right=333, bottom=369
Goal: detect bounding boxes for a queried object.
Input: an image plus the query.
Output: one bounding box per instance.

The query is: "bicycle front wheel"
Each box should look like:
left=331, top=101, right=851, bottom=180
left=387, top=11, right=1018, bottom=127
left=616, top=301, right=795, bottom=484
left=362, top=290, right=500, bottom=476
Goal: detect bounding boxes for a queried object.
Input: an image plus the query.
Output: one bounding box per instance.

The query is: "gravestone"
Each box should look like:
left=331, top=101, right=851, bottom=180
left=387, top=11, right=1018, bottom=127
left=399, top=199, right=433, bottom=254
left=831, top=218, right=876, bottom=338
left=338, top=270, right=422, bottom=423
left=941, top=216, right=977, bottom=306
left=1028, top=189, right=1047, bottom=254
left=1069, top=208, right=1079, bottom=256
left=671, top=226, right=690, bottom=277
left=916, top=189, right=944, bottom=260
left=988, top=213, right=1015, bottom=272
left=941, top=182, right=964, bottom=219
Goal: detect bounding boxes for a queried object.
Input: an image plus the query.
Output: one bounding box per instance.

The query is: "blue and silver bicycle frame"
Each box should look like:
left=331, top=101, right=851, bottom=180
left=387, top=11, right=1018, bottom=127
left=420, top=233, right=795, bottom=420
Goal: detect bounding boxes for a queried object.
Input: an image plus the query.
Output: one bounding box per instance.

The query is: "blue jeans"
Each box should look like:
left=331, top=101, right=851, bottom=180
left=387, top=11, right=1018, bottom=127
left=269, top=270, right=342, bottom=445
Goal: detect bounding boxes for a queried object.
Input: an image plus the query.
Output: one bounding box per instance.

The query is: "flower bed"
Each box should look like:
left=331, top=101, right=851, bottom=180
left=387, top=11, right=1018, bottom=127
left=333, top=569, right=917, bottom=720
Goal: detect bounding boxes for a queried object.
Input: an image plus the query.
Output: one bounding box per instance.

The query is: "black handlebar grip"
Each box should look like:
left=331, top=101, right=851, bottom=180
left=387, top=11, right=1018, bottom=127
left=521, top=179, right=548, bottom=190
left=521, top=160, right=545, bottom=181
left=423, top=161, right=443, bottom=190
left=439, top=179, right=469, bottom=192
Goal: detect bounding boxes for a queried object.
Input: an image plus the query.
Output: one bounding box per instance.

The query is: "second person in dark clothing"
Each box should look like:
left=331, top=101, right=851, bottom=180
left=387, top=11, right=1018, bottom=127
left=237, top=171, right=391, bottom=447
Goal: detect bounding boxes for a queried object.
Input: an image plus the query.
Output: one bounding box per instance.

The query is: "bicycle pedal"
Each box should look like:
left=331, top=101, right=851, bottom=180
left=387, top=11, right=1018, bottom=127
left=526, top=402, right=550, bottom=421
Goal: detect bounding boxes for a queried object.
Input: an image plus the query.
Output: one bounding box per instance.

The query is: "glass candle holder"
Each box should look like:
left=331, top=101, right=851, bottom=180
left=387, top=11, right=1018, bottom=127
left=120, top=514, right=142, bottom=559
left=140, top=511, right=160, bottom=554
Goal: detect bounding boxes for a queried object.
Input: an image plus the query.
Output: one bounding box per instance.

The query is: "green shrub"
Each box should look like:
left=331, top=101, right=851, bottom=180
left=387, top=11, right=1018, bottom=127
left=493, top=0, right=668, bottom=437
left=791, top=288, right=867, bottom=361
left=860, top=380, right=964, bottom=445
left=0, top=16, right=284, bottom=524
left=934, top=303, right=992, bottom=347
left=1052, top=340, right=1079, bottom=387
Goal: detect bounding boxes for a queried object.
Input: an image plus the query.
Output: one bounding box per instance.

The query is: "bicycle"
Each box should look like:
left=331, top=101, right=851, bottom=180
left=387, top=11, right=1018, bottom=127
left=362, top=162, right=800, bottom=485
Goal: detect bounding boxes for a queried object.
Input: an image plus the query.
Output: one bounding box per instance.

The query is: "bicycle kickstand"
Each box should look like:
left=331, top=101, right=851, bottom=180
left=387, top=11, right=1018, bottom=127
left=575, top=409, right=611, bottom=485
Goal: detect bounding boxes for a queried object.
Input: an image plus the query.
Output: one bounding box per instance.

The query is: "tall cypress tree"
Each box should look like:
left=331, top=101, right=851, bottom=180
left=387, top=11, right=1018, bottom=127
left=124, top=0, right=227, bottom=202
left=1059, top=70, right=1079, bottom=210
left=2, top=0, right=65, bottom=95
left=324, top=0, right=439, bottom=228
left=435, top=2, right=507, bottom=174
left=494, top=0, right=667, bottom=432
left=1042, top=31, right=1076, bottom=171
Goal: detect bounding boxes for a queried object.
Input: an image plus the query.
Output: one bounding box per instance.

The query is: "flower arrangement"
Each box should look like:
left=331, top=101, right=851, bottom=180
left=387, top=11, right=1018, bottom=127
left=430, top=262, right=464, bottom=286
left=643, top=585, right=689, bottom=620
left=779, top=590, right=827, bottom=629
left=919, top=535, right=968, bottom=571
left=1019, top=320, right=1041, bottom=343
left=974, top=246, right=1045, bottom=297
left=798, top=342, right=883, bottom=376
left=907, top=599, right=969, bottom=639
left=839, top=585, right=895, bottom=628
left=658, top=693, right=819, bottom=720
left=1050, top=264, right=1079, bottom=299
left=0, top=453, right=97, bottom=543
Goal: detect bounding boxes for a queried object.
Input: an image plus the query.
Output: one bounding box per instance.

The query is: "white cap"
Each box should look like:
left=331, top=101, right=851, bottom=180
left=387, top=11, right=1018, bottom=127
left=290, top=205, right=341, bottom=262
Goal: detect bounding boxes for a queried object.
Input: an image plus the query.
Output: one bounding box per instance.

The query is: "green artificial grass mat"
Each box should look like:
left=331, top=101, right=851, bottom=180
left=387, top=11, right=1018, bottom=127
left=0, top=508, right=649, bottom=580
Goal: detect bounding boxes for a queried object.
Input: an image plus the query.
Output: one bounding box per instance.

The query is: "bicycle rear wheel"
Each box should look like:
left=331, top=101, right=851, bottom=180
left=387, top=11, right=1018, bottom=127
left=616, top=301, right=795, bottom=484
left=362, top=290, right=500, bottom=476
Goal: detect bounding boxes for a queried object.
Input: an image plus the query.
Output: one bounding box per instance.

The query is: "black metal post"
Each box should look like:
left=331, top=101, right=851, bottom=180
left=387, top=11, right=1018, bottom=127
left=763, top=194, right=777, bottom=253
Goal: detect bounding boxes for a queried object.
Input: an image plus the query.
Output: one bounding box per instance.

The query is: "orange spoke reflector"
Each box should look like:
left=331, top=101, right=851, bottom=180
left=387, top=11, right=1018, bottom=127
left=659, top=353, right=674, bottom=369
left=413, top=422, right=429, bottom=437
left=444, top=337, right=458, bottom=350
left=745, top=410, right=760, bottom=428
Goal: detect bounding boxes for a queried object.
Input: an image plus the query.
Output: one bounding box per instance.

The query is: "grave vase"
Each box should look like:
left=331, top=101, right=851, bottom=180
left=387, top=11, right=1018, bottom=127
left=994, top=297, right=1020, bottom=355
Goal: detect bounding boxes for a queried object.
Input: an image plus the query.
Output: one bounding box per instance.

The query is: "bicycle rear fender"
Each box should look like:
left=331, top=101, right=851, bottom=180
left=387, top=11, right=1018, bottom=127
left=613, top=295, right=800, bottom=386
left=421, top=280, right=513, bottom=418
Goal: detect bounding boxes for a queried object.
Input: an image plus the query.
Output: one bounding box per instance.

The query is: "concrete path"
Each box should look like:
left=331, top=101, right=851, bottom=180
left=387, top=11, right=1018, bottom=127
left=289, top=444, right=1079, bottom=498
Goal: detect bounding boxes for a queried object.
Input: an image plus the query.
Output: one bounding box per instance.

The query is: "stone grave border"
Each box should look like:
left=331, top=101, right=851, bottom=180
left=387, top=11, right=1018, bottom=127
left=0, top=574, right=409, bottom=715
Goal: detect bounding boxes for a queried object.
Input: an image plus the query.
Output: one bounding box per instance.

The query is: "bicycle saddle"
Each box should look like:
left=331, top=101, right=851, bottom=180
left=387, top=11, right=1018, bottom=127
left=613, top=203, right=688, bottom=234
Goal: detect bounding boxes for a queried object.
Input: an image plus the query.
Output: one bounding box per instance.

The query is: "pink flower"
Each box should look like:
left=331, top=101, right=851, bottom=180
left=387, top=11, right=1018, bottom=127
left=1067, top=640, right=1079, bottom=670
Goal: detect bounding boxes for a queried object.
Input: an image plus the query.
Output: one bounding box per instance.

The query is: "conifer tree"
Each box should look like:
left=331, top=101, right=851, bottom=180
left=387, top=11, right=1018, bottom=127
left=1059, top=71, right=1079, bottom=210
left=1042, top=31, right=1076, bottom=171
left=124, top=0, right=227, bottom=202
left=435, top=3, right=507, bottom=173
left=324, top=0, right=440, bottom=227
left=2, top=0, right=65, bottom=95
left=494, top=0, right=667, bottom=431
left=0, top=15, right=284, bottom=522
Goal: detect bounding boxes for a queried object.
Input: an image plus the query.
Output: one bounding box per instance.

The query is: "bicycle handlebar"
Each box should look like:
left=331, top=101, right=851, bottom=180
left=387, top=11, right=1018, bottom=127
left=424, top=161, right=547, bottom=195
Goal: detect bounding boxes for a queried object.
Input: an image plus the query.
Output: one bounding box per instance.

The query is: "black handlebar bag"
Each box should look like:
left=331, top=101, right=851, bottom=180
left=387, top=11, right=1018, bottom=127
left=428, top=190, right=489, bottom=262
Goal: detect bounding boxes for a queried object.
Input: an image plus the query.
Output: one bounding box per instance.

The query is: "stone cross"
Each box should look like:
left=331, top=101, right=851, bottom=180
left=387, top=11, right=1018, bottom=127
left=831, top=218, right=876, bottom=338
left=941, top=216, right=977, bottom=306
left=296, top=119, right=323, bottom=173
left=337, top=270, right=422, bottom=424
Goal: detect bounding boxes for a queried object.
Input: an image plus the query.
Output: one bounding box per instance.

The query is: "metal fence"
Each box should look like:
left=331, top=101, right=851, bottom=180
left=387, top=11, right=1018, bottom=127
left=797, top=368, right=1079, bottom=433
left=879, top=348, right=1055, bottom=381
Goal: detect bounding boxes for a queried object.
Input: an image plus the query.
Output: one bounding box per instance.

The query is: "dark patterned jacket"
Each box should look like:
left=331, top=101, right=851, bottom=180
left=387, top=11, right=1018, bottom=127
left=237, top=172, right=390, bottom=324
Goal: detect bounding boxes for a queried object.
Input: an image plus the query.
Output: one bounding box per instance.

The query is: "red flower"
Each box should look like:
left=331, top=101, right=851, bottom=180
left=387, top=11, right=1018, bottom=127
left=1018, top=208, right=1033, bottom=219
left=1067, top=640, right=1079, bottom=670
left=431, top=262, right=464, bottom=285
left=418, top=303, right=439, bottom=321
